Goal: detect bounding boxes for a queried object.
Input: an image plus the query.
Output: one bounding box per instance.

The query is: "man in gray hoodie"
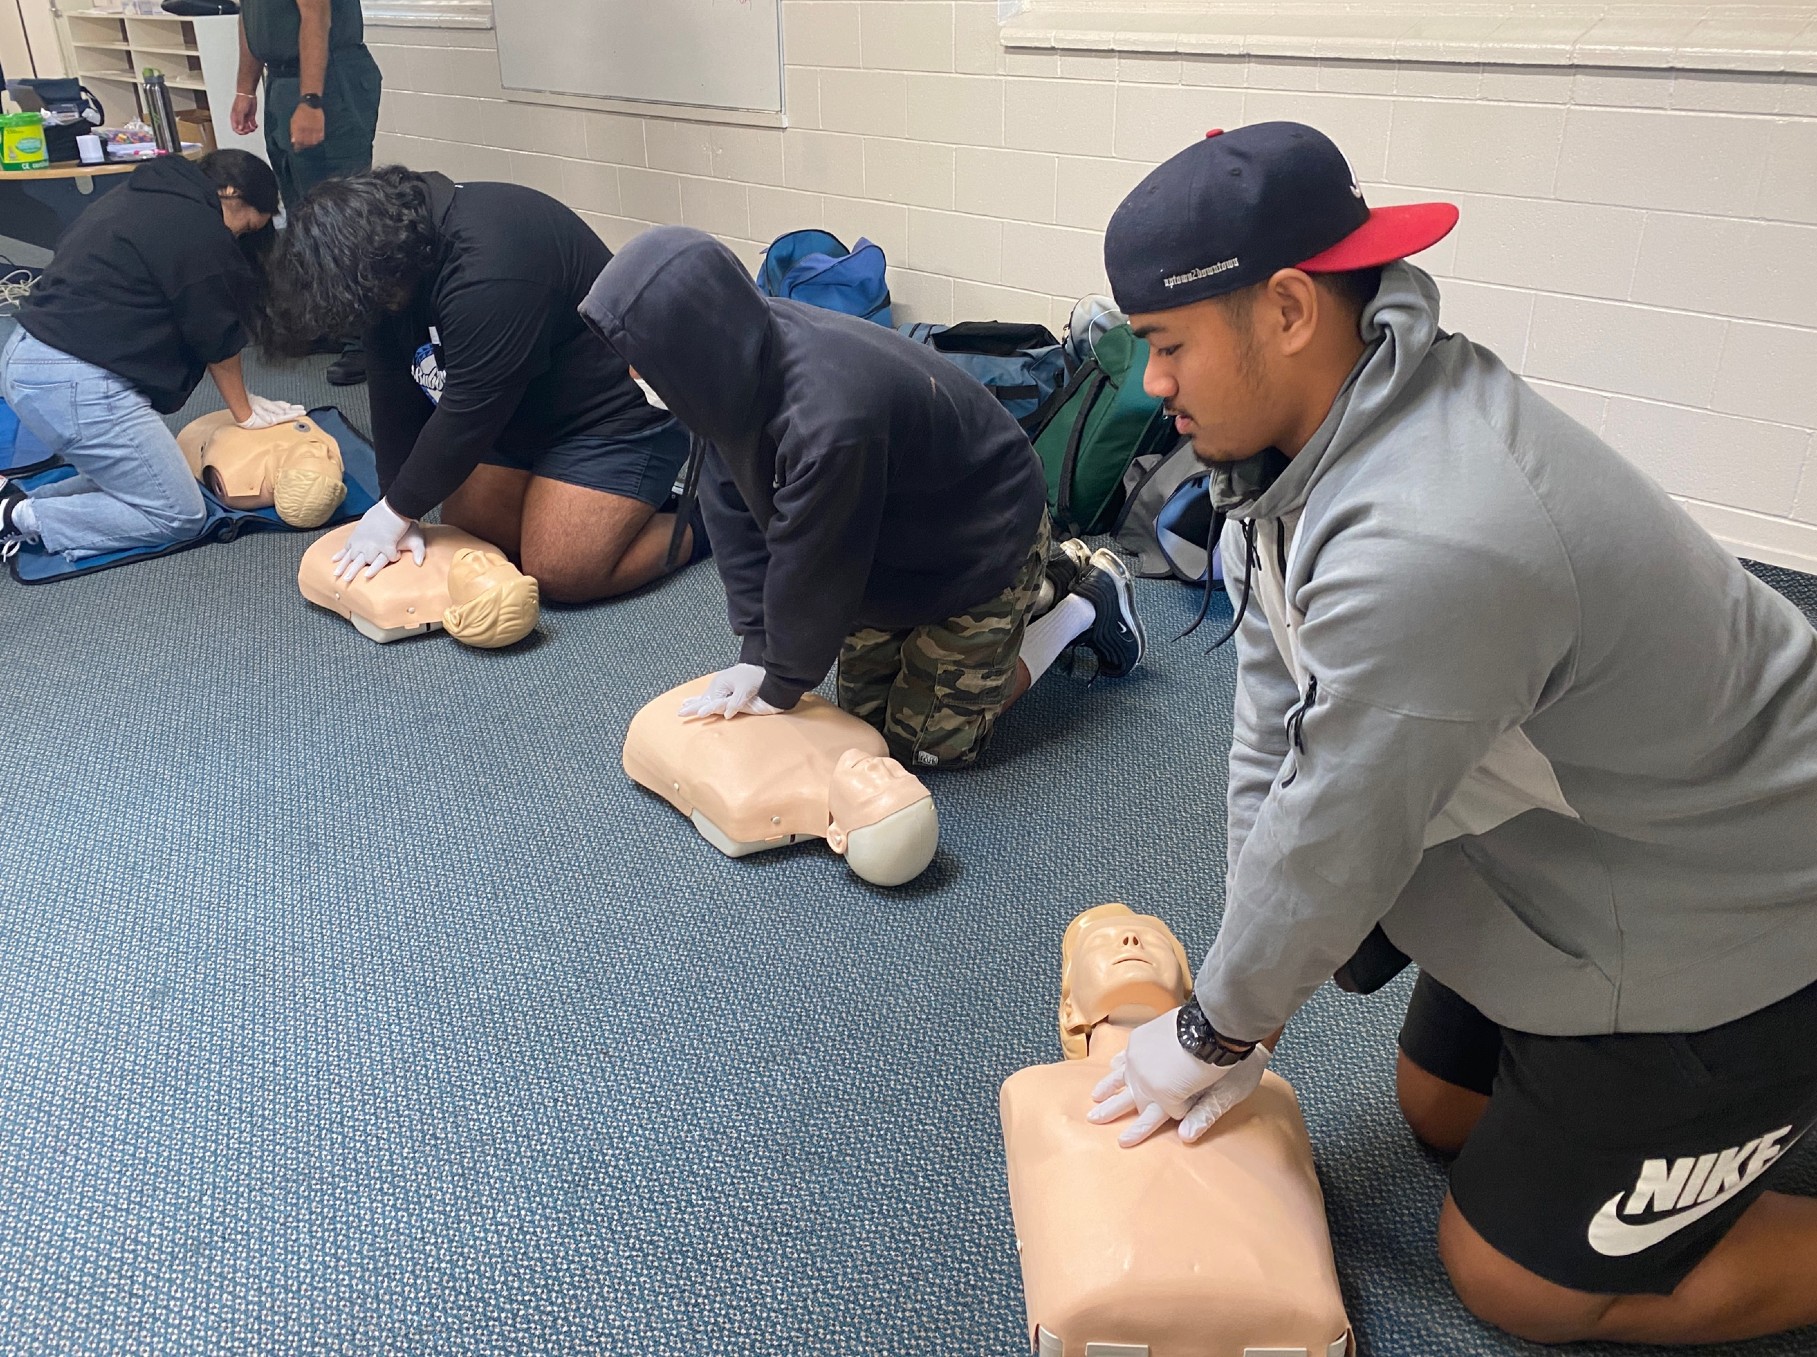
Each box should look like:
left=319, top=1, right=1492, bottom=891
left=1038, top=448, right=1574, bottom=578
left=1086, top=122, right=1817, bottom=1346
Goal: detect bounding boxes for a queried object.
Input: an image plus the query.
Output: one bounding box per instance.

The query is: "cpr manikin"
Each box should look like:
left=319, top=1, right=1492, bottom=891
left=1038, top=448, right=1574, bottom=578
left=622, top=676, right=938, bottom=887
left=177, top=410, right=347, bottom=528
left=297, top=522, right=540, bottom=648
left=1000, top=904, right=1352, bottom=1357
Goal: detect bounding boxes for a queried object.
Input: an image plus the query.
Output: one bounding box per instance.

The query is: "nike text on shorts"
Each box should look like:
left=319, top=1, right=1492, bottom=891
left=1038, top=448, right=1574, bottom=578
left=1399, top=971, right=1817, bottom=1295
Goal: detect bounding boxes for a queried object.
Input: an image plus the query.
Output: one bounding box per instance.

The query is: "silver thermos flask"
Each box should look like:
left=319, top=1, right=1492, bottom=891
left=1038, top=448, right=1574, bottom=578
left=141, top=69, right=179, bottom=153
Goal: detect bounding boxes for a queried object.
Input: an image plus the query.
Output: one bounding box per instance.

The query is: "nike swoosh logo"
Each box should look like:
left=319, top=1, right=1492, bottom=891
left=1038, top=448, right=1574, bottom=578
left=1586, top=1144, right=1794, bottom=1257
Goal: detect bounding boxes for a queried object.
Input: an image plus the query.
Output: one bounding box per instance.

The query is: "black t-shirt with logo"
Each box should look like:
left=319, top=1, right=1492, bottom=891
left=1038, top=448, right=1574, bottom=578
left=365, top=173, right=664, bottom=519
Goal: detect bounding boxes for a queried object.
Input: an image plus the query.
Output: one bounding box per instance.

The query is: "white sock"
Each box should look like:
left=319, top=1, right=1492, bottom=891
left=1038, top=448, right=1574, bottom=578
left=10, top=498, right=38, bottom=540
left=1020, top=592, right=1094, bottom=683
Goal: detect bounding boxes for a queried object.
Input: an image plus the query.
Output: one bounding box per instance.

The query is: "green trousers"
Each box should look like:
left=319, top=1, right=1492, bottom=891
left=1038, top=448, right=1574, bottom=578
left=261, top=43, right=381, bottom=209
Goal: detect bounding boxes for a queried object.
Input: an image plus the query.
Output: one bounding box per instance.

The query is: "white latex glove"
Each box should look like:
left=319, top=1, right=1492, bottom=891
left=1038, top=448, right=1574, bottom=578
left=678, top=662, right=783, bottom=720
left=333, top=498, right=426, bottom=581
left=1086, top=1006, right=1266, bottom=1147
left=237, top=395, right=309, bottom=430
left=1178, top=1044, right=1271, bottom=1143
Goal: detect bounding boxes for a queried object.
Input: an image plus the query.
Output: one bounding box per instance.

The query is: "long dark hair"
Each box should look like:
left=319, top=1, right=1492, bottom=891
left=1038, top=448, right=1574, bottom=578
left=200, top=148, right=280, bottom=344
left=199, top=147, right=280, bottom=265
left=262, top=165, right=438, bottom=357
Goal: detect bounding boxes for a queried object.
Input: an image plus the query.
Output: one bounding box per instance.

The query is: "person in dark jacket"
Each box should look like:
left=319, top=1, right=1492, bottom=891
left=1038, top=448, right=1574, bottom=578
left=581, top=225, right=1146, bottom=770
left=0, top=151, right=301, bottom=561
left=264, top=168, right=700, bottom=601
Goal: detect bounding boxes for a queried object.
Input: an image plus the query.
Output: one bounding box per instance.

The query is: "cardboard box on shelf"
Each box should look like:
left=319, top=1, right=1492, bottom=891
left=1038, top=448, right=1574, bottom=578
left=174, top=108, right=214, bottom=151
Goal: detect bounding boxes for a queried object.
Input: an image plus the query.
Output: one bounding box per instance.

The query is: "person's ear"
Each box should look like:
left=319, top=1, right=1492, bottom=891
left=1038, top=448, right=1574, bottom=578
left=1267, top=269, right=1321, bottom=358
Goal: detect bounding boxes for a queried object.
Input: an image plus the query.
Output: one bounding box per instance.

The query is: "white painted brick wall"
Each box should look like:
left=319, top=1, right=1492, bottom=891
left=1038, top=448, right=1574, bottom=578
left=366, top=0, right=1817, bottom=571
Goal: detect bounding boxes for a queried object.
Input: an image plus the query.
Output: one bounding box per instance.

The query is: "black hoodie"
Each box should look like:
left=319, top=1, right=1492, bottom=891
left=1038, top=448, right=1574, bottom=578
left=582, top=226, right=1047, bottom=711
left=20, top=156, right=254, bottom=414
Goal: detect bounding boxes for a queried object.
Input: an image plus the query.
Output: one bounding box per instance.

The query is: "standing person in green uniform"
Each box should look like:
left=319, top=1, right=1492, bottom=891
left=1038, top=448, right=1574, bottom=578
left=230, top=0, right=380, bottom=387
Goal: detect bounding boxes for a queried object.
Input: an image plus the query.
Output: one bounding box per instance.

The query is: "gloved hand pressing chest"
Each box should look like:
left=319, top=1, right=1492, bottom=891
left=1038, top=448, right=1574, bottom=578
left=678, top=663, right=783, bottom=720
left=333, top=499, right=426, bottom=581
left=238, top=396, right=310, bottom=430
left=1087, top=1000, right=1272, bottom=1147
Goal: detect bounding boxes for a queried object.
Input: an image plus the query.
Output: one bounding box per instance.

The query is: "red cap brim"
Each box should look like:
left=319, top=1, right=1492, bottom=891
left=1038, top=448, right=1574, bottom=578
left=1298, top=201, right=1459, bottom=272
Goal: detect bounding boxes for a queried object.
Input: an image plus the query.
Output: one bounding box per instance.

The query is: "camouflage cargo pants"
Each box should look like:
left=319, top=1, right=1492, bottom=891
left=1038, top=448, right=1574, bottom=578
left=836, top=518, right=1049, bottom=769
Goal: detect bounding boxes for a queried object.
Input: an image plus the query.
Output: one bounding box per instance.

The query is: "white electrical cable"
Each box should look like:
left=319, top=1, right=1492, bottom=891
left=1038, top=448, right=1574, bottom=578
left=0, top=267, right=40, bottom=312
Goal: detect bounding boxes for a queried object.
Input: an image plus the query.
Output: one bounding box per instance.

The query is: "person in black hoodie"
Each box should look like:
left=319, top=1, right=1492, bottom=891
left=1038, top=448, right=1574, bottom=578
left=0, top=151, right=301, bottom=561
left=581, top=226, right=1147, bottom=770
left=263, top=168, right=701, bottom=600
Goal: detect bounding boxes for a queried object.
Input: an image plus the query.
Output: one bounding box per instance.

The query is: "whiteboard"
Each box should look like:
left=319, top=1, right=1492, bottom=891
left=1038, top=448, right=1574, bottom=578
left=494, top=0, right=783, bottom=115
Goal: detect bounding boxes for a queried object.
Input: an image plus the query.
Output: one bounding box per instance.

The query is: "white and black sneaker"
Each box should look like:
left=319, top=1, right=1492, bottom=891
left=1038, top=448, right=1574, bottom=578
left=1072, top=546, right=1145, bottom=677
left=0, top=478, right=28, bottom=560
left=1034, top=536, right=1093, bottom=618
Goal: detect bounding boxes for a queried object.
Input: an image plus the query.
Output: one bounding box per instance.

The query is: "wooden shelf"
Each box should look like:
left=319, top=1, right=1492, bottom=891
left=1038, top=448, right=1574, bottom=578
left=133, top=44, right=200, bottom=57
left=72, top=39, right=132, bottom=50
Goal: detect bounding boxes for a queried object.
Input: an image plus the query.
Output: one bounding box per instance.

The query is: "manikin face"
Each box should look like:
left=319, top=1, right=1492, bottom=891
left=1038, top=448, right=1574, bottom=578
left=443, top=548, right=539, bottom=649
left=1071, top=912, right=1186, bottom=1012
left=1058, top=904, right=1192, bottom=1058
left=827, top=750, right=928, bottom=833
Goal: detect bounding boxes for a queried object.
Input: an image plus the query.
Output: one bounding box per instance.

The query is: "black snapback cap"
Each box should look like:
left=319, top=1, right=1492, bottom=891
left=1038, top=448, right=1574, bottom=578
left=1104, top=121, right=1459, bottom=315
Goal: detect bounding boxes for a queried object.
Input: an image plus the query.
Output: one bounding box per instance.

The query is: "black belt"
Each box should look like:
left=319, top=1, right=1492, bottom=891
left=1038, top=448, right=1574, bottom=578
left=264, top=57, right=300, bottom=77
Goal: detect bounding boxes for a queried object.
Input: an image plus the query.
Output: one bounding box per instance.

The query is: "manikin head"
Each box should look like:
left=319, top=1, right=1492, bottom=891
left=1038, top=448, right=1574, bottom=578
left=1058, top=903, right=1193, bottom=1059
left=1103, top=122, right=1456, bottom=465
left=269, top=438, right=346, bottom=528
left=442, top=548, right=540, bottom=648
left=824, top=749, right=937, bottom=888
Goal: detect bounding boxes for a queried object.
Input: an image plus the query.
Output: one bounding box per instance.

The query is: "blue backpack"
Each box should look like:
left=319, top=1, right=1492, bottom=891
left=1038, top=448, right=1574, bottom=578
left=897, top=321, right=1071, bottom=433
left=757, top=229, right=893, bottom=327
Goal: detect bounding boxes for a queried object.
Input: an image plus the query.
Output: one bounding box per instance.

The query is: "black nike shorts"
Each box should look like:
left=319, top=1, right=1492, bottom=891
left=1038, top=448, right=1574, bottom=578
left=1398, top=971, right=1817, bottom=1296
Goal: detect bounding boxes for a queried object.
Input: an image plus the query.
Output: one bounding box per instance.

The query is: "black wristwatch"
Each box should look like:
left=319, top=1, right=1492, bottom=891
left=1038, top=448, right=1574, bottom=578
left=1176, top=997, right=1256, bottom=1067
left=298, top=92, right=324, bottom=109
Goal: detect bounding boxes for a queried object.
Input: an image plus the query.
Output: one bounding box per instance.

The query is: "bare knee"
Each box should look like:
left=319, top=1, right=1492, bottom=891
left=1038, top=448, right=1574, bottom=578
left=519, top=538, right=630, bottom=603
left=1396, top=1052, right=1488, bottom=1156
left=1439, top=1195, right=1614, bottom=1343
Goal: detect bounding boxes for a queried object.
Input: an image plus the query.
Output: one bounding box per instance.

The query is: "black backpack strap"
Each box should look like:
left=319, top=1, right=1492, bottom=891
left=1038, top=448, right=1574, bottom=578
left=1055, top=369, right=1110, bottom=531
left=665, top=432, right=707, bottom=568
left=1028, top=355, right=1101, bottom=441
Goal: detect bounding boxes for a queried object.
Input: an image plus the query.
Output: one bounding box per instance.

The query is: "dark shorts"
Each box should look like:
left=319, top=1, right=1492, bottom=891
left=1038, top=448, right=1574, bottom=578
left=835, top=517, right=1047, bottom=770
left=481, top=417, right=690, bottom=507
left=1400, top=971, right=1817, bottom=1296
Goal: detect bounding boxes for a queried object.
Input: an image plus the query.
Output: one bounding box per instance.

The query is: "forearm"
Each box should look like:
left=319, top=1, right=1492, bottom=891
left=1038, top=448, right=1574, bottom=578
left=297, top=0, right=330, bottom=95
left=236, top=21, right=263, bottom=95
left=208, top=354, right=253, bottom=423
left=385, top=388, right=523, bottom=519
left=1199, top=695, right=1505, bottom=1041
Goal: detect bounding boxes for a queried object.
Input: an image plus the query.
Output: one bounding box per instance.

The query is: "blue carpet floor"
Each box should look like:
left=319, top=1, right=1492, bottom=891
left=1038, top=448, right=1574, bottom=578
left=2, top=355, right=1815, bottom=1356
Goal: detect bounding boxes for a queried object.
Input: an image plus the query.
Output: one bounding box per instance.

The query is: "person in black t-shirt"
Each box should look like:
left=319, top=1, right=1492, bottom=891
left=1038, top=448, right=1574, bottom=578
left=263, top=167, right=701, bottom=602
left=0, top=152, right=305, bottom=562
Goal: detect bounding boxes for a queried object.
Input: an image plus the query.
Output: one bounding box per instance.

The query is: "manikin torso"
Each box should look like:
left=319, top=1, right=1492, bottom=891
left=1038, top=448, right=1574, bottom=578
left=178, top=410, right=346, bottom=524
left=297, top=522, right=540, bottom=648
left=1000, top=905, right=1351, bottom=1357
left=622, top=676, right=938, bottom=887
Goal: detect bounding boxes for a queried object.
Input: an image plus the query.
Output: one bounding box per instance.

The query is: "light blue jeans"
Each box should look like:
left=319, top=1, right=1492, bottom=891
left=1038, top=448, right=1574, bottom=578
left=0, top=329, right=208, bottom=560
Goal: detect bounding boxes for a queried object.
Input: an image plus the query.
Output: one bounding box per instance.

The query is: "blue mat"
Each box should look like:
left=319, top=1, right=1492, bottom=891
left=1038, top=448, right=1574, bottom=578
left=0, top=397, right=56, bottom=476
left=7, top=405, right=377, bottom=583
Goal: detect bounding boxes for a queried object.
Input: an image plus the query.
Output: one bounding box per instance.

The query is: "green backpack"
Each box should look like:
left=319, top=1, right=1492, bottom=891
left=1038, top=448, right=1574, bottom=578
left=1030, top=323, right=1176, bottom=535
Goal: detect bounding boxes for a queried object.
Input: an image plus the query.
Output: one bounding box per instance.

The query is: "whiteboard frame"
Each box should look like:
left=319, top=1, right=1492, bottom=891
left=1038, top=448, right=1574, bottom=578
left=502, top=85, right=786, bottom=129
